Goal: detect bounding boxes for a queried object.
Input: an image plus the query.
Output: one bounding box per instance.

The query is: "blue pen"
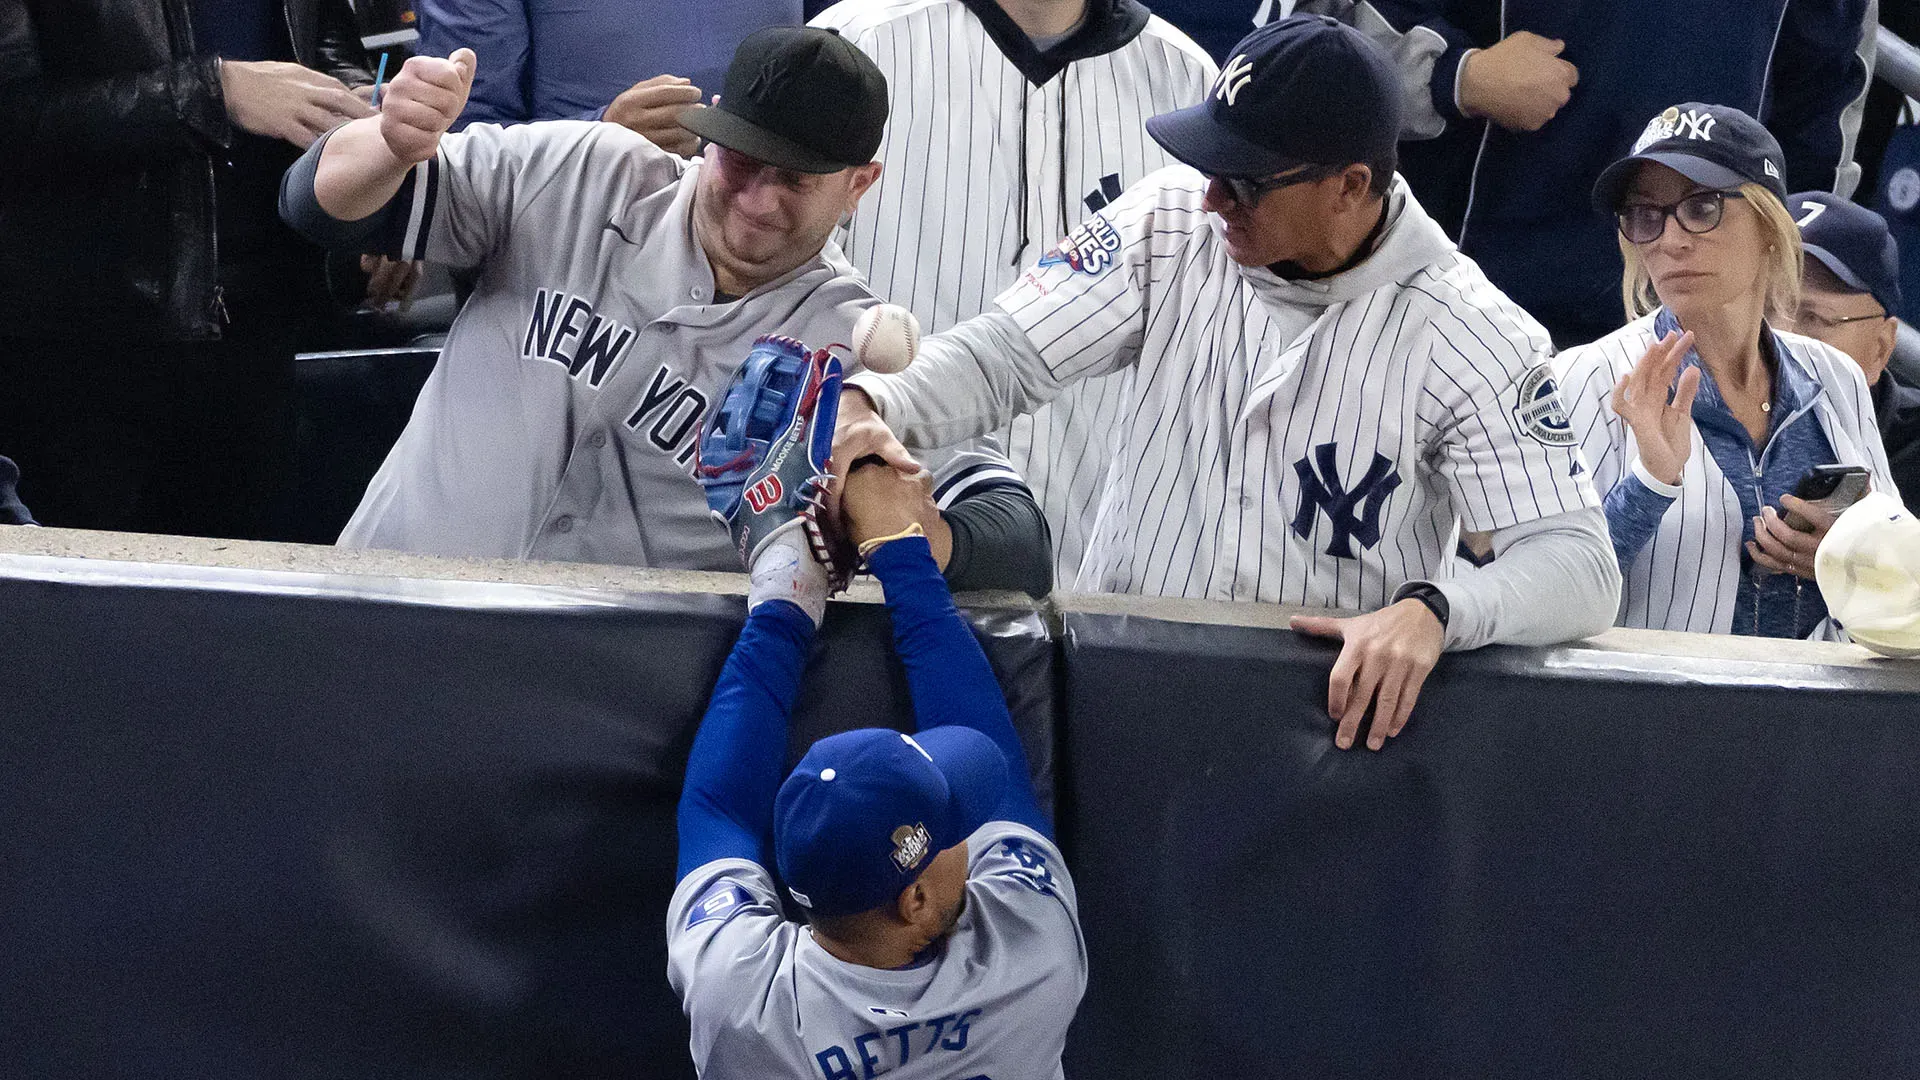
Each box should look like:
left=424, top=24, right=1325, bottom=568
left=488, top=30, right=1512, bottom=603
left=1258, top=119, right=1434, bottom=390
left=371, top=53, right=389, bottom=108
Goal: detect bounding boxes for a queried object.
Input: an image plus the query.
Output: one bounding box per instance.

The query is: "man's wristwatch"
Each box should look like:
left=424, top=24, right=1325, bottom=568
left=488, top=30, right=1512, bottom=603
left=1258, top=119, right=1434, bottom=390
left=1397, top=582, right=1450, bottom=629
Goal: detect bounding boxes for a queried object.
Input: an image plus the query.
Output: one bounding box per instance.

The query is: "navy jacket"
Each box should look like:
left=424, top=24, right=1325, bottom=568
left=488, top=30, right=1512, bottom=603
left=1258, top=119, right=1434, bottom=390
left=1138, top=0, right=1262, bottom=60
left=1314, top=0, right=1875, bottom=347
left=420, top=0, right=801, bottom=128
left=0, top=456, right=34, bottom=525
left=1877, top=369, right=1920, bottom=511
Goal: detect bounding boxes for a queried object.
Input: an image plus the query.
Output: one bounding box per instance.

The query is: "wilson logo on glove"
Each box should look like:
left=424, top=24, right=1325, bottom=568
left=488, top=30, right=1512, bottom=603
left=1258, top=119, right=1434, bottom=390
left=744, top=475, right=784, bottom=514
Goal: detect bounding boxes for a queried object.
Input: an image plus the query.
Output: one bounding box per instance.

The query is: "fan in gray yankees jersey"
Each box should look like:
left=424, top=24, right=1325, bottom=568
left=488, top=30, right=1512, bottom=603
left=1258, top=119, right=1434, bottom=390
left=281, top=25, right=1047, bottom=596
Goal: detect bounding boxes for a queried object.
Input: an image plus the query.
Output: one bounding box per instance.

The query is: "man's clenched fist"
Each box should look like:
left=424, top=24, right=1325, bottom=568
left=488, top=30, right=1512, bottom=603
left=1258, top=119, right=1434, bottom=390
left=1458, top=31, right=1578, bottom=133
left=380, top=48, right=477, bottom=165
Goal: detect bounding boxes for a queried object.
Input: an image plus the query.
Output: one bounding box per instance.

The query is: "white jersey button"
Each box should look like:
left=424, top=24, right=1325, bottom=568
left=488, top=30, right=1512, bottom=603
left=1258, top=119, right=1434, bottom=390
left=553, top=514, right=575, bottom=533
left=587, top=431, right=608, bottom=449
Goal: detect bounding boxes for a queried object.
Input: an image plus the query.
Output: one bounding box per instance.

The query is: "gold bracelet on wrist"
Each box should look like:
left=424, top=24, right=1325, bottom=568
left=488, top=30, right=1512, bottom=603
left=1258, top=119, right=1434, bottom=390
left=857, top=521, right=926, bottom=559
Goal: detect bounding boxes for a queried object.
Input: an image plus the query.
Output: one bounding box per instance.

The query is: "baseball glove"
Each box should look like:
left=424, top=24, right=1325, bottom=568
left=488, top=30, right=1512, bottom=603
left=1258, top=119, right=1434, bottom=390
left=696, top=335, right=857, bottom=590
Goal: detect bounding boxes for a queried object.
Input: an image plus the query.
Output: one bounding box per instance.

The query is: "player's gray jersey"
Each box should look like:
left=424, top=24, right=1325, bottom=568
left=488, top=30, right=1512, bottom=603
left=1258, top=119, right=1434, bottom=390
left=667, top=823, right=1086, bottom=1080
left=860, top=167, right=1599, bottom=608
left=1555, top=313, right=1896, bottom=635
left=811, top=0, right=1215, bottom=579
left=343, top=121, right=1018, bottom=566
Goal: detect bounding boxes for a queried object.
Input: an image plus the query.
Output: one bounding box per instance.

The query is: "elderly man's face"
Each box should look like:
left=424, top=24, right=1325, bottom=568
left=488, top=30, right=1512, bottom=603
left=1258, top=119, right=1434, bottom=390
left=694, top=143, right=880, bottom=293
left=1794, top=283, right=1898, bottom=386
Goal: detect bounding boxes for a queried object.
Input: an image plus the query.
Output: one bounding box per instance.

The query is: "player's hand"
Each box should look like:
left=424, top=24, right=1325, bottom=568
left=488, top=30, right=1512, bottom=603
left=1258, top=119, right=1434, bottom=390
left=360, top=254, right=423, bottom=309
left=828, top=387, right=924, bottom=519
left=221, top=60, right=376, bottom=149
left=604, top=74, right=704, bottom=157
left=1611, top=329, right=1700, bottom=488
left=1290, top=599, right=1446, bottom=752
left=1748, top=495, right=1834, bottom=580
left=378, top=49, right=476, bottom=166
left=1458, top=31, right=1578, bottom=133
left=840, top=463, right=954, bottom=569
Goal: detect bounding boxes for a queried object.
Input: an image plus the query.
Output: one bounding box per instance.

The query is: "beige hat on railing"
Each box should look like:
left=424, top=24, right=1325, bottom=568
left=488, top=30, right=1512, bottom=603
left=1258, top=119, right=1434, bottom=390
left=1816, top=491, right=1920, bottom=658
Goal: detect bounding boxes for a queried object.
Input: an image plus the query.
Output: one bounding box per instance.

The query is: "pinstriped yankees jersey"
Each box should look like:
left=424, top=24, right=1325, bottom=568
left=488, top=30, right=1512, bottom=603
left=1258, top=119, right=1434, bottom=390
left=811, top=0, right=1216, bottom=579
left=344, top=120, right=1019, bottom=567
left=868, top=167, right=1599, bottom=608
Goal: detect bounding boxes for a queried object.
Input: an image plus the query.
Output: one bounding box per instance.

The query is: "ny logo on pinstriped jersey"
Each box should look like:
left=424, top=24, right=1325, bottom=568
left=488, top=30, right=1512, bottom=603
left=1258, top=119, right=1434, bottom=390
left=1290, top=443, right=1402, bottom=559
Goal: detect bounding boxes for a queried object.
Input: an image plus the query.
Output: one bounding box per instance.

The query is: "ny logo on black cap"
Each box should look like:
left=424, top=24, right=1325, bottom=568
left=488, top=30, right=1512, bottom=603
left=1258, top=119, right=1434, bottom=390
left=747, top=54, right=803, bottom=105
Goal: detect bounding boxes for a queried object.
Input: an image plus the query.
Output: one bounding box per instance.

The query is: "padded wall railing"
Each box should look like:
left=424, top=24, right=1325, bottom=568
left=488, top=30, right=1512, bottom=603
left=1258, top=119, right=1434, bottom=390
left=3, top=533, right=1918, bottom=1079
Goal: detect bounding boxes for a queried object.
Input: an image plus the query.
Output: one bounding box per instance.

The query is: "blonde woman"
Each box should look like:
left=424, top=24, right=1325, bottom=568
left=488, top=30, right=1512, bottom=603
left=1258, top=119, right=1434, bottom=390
left=1556, top=103, right=1895, bottom=637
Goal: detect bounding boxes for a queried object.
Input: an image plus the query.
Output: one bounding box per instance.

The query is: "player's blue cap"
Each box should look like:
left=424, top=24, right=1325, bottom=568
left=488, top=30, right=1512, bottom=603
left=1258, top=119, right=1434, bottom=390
left=774, top=726, right=1008, bottom=918
left=1145, top=14, right=1401, bottom=180
left=1791, top=191, right=1903, bottom=313
left=1592, top=103, right=1789, bottom=212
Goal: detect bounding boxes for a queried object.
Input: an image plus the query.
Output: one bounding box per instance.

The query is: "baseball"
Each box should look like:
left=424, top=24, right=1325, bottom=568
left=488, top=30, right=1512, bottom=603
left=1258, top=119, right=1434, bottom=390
left=853, top=304, right=920, bottom=375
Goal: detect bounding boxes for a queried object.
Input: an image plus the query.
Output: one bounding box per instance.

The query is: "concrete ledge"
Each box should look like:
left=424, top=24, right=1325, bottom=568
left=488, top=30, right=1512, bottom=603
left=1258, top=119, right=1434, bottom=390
left=1, top=525, right=1902, bottom=669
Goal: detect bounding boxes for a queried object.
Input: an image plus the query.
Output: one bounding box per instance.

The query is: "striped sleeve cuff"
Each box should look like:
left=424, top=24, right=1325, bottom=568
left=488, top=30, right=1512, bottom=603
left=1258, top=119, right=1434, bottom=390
left=932, top=462, right=1029, bottom=510
left=384, top=155, right=441, bottom=262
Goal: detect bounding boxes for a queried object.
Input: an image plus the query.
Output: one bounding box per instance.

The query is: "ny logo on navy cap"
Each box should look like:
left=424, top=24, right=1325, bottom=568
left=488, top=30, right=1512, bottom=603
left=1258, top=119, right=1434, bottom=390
left=1214, top=53, right=1254, bottom=107
left=1147, top=15, right=1401, bottom=180
left=1594, top=102, right=1788, bottom=212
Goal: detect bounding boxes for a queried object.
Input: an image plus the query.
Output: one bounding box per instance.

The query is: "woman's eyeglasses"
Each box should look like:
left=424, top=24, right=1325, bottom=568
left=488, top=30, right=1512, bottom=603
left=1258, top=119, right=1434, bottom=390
left=1617, top=190, right=1745, bottom=244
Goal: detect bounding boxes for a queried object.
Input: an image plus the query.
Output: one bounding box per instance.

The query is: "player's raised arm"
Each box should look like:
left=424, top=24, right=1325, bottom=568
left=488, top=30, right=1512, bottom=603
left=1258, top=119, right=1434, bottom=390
left=677, top=339, right=850, bottom=878
left=841, top=464, right=1050, bottom=839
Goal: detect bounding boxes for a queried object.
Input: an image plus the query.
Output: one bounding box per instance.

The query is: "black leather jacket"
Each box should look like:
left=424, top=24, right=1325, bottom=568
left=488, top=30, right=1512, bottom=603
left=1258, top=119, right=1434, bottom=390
left=0, top=0, right=372, bottom=343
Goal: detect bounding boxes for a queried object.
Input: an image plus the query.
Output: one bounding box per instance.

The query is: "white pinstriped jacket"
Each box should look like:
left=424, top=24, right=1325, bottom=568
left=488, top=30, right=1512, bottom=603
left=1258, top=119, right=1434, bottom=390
left=1556, top=312, right=1896, bottom=635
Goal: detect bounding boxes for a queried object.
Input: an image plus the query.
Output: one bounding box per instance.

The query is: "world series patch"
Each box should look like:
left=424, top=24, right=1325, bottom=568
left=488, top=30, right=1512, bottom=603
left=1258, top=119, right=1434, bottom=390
left=1513, top=365, right=1576, bottom=447
left=1036, top=215, right=1122, bottom=275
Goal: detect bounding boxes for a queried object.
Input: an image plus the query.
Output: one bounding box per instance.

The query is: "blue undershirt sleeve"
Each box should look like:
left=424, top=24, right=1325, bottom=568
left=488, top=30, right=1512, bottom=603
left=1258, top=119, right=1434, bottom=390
left=674, top=599, right=816, bottom=880
left=866, top=536, right=1051, bottom=838
left=1602, top=472, right=1676, bottom=569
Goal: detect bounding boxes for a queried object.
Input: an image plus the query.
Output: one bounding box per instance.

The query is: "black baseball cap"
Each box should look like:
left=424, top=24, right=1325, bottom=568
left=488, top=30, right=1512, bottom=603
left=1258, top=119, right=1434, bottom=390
left=1592, top=102, right=1789, bottom=211
left=1792, top=191, right=1903, bottom=312
left=1145, top=14, right=1401, bottom=180
left=679, top=27, right=887, bottom=174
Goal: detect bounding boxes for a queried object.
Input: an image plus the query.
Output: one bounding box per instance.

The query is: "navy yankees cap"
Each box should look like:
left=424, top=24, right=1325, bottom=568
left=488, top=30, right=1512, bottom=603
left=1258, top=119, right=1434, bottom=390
left=1791, top=191, right=1903, bottom=313
left=1145, top=14, right=1401, bottom=180
left=775, top=726, right=1008, bottom=918
left=680, top=27, right=887, bottom=174
left=1592, top=103, right=1788, bottom=212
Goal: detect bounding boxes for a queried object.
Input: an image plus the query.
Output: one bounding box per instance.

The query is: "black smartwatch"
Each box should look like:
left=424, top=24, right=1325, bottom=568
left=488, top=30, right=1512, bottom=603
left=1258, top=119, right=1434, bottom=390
left=1397, top=582, right=1450, bottom=629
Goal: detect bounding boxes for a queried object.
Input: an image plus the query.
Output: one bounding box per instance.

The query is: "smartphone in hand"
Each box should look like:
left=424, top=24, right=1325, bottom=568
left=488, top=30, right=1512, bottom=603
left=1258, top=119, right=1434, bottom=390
left=1784, top=464, right=1870, bottom=531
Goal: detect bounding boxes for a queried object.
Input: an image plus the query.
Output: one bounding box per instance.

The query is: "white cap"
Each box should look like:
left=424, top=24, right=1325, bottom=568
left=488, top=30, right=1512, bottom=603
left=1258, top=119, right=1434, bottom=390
left=1815, top=491, right=1920, bottom=658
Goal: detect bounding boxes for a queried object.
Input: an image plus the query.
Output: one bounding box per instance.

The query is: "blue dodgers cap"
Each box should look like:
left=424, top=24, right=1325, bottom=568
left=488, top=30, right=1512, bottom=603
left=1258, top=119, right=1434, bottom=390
left=1592, top=103, right=1788, bottom=212
left=1791, top=191, right=1903, bottom=312
left=1146, top=14, right=1401, bottom=179
left=774, top=726, right=1008, bottom=918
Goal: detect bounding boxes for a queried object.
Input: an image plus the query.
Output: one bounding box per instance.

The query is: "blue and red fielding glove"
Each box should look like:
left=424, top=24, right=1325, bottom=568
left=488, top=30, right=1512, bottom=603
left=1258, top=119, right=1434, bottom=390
left=695, top=335, right=856, bottom=590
